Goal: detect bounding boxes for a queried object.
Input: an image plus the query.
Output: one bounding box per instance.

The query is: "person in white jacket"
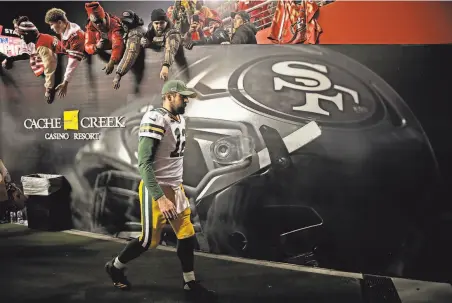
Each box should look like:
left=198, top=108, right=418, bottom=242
left=45, top=8, right=86, bottom=98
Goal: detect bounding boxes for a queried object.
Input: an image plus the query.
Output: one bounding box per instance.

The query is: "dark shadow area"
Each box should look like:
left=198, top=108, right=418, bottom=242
left=25, top=176, right=74, bottom=231
left=0, top=224, right=364, bottom=303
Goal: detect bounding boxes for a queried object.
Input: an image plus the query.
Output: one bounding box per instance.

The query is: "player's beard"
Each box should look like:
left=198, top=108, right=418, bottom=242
left=175, top=103, right=186, bottom=115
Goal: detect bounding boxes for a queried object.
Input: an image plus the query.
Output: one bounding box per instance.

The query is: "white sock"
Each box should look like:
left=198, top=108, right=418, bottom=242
left=183, top=271, right=195, bottom=283
left=113, top=257, right=126, bottom=269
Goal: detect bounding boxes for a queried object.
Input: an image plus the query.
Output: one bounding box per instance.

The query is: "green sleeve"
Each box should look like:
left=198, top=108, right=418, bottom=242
left=137, top=136, right=165, bottom=200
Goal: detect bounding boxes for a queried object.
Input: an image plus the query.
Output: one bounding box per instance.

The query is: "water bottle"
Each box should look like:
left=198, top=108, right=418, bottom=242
left=10, top=211, right=16, bottom=223
left=17, top=211, right=23, bottom=224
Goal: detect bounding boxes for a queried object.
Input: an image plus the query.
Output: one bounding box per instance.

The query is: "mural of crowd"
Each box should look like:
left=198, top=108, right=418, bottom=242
left=3, top=0, right=452, bottom=290
left=0, top=1, right=333, bottom=105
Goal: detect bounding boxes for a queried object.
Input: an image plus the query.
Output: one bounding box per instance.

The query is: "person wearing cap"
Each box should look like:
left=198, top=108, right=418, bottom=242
left=10, top=16, right=65, bottom=104
left=45, top=8, right=85, bottom=98
left=141, top=8, right=187, bottom=81
left=1, top=17, right=36, bottom=71
left=229, top=10, right=257, bottom=44
left=105, top=79, right=216, bottom=300
left=84, top=2, right=125, bottom=75
left=184, top=15, right=229, bottom=49
left=112, top=10, right=147, bottom=93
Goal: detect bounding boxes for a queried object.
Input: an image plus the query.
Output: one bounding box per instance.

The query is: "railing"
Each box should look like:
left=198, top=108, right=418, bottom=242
left=217, top=0, right=332, bottom=37
left=221, top=0, right=278, bottom=34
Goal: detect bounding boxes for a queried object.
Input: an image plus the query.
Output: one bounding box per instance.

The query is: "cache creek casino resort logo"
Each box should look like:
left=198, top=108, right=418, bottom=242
left=23, top=110, right=126, bottom=140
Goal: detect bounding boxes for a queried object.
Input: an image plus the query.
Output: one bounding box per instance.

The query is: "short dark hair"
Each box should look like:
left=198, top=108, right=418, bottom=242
left=45, top=8, right=68, bottom=24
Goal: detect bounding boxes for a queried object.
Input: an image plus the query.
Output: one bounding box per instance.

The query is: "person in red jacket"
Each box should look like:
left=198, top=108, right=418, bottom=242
left=45, top=8, right=85, bottom=98
left=84, top=2, right=125, bottom=75
left=15, top=17, right=65, bottom=104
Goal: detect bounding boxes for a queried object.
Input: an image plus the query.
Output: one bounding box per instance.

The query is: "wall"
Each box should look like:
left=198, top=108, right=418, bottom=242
left=1, top=44, right=452, bottom=283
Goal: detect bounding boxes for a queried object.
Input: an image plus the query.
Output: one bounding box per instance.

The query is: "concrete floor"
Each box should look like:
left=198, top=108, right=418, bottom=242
left=0, top=224, right=451, bottom=303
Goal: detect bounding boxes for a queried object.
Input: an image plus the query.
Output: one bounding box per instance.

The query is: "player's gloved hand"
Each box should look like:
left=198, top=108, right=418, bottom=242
left=140, top=37, right=148, bottom=47
left=156, top=195, right=178, bottom=220
left=113, top=73, right=122, bottom=90
left=103, top=60, right=115, bottom=75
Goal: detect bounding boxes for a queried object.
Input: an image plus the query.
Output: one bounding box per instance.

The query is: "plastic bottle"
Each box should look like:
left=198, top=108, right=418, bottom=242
left=17, top=210, right=23, bottom=224
left=10, top=211, right=16, bottom=223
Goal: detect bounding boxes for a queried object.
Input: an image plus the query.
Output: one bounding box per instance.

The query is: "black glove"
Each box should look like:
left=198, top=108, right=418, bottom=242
left=45, top=88, right=56, bottom=104
left=3, top=57, right=14, bottom=70
left=184, top=40, right=194, bottom=50
left=0, top=52, right=8, bottom=67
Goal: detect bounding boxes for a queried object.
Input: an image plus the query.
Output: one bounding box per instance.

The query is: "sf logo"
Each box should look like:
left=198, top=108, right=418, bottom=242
left=272, top=61, right=361, bottom=116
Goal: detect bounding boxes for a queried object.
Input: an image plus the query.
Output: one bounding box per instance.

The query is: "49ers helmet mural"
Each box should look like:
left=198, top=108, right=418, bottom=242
left=70, top=45, right=441, bottom=278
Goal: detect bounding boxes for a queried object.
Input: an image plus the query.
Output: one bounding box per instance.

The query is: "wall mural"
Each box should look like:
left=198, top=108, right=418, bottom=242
left=1, top=44, right=451, bottom=283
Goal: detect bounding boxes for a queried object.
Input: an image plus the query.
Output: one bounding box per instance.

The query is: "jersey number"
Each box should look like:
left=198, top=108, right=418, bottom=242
left=170, top=127, right=186, bottom=157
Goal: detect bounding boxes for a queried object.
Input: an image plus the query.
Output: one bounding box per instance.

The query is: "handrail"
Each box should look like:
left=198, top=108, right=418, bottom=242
left=218, top=0, right=331, bottom=36
left=221, top=0, right=277, bottom=34
left=222, top=0, right=277, bottom=23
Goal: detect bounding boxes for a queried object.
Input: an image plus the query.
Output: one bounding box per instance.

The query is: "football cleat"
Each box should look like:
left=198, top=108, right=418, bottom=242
left=105, top=259, right=132, bottom=291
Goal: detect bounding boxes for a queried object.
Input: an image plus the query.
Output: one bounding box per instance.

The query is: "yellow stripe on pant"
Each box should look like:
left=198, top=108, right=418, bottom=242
left=138, top=180, right=194, bottom=249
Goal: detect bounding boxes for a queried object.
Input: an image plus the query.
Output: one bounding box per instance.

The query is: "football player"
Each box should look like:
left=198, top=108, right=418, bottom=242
left=44, top=8, right=85, bottom=98
left=105, top=80, right=216, bottom=301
